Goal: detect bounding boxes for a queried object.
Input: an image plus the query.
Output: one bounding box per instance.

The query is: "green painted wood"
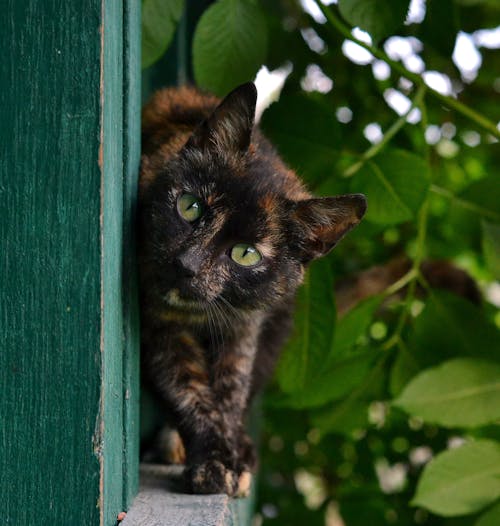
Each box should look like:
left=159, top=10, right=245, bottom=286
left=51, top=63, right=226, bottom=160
left=123, top=0, right=142, bottom=510
left=0, top=1, right=103, bottom=523
left=0, top=1, right=141, bottom=524
left=101, top=1, right=126, bottom=523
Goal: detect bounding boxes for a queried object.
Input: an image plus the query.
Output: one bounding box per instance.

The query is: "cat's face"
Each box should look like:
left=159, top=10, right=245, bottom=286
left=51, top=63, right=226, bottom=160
left=143, top=153, right=306, bottom=312
left=141, top=83, right=366, bottom=314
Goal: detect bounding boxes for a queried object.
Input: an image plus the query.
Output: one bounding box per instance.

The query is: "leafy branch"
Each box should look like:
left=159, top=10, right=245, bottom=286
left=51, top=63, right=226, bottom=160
left=381, top=94, right=431, bottom=351
left=430, top=184, right=500, bottom=222
left=314, top=1, right=500, bottom=139
left=395, top=94, right=432, bottom=331
left=343, top=84, right=427, bottom=177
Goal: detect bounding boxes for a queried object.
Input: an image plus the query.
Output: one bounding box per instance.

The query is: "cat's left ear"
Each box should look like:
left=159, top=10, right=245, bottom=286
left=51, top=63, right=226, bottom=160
left=291, top=194, right=367, bottom=263
left=186, top=82, right=257, bottom=155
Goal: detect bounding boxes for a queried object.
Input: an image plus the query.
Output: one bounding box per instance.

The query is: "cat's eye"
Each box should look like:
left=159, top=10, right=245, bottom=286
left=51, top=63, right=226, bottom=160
left=177, top=193, right=202, bottom=222
left=230, top=244, right=262, bottom=267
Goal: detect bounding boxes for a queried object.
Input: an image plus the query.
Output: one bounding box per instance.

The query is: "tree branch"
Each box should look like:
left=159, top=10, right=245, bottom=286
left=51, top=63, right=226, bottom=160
left=344, top=84, right=427, bottom=177
left=314, top=1, right=500, bottom=139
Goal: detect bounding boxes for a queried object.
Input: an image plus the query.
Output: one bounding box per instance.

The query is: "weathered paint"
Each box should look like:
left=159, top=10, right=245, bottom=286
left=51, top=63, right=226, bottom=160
left=0, top=1, right=140, bottom=524
left=100, top=0, right=125, bottom=523
left=122, top=0, right=142, bottom=510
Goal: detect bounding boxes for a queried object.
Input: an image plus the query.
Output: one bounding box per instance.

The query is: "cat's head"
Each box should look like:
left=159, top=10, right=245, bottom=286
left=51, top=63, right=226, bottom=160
left=140, top=83, right=366, bottom=314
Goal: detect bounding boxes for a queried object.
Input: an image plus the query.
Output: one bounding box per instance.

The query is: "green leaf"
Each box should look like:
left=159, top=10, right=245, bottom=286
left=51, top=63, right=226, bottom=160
left=338, top=0, right=411, bottom=43
left=444, top=176, right=500, bottom=251
left=333, top=295, right=381, bottom=357
left=279, top=350, right=374, bottom=408
left=482, top=221, right=500, bottom=279
left=350, top=149, right=430, bottom=226
left=389, top=345, right=421, bottom=396
left=276, top=258, right=336, bottom=393
left=192, top=0, right=267, bottom=96
left=276, top=257, right=378, bottom=408
left=141, top=0, right=185, bottom=69
left=412, top=440, right=500, bottom=516
left=410, top=291, right=500, bottom=368
left=312, top=398, right=369, bottom=436
left=260, top=93, right=341, bottom=187
left=394, top=358, right=500, bottom=428
left=454, top=176, right=500, bottom=223
left=311, top=354, right=386, bottom=434
left=475, top=501, right=500, bottom=526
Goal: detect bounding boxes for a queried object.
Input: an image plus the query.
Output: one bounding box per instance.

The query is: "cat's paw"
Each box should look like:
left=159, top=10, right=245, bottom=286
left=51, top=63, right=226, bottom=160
left=162, top=428, right=186, bottom=464
left=187, top=460, right=239, bottom=496
left=236, top=471, right=252, bottom=498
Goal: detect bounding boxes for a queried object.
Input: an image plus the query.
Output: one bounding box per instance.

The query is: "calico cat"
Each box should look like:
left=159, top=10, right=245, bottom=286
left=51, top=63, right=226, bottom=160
left=138, top=82, right=366, bottom=497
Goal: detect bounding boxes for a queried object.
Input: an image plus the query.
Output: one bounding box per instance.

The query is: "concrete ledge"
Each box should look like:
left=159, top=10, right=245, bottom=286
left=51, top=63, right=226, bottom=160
left=121, top=464, right=254, bottom=526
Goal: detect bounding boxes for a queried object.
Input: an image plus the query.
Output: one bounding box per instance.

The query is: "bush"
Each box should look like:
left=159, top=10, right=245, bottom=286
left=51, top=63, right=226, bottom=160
left=143, top=1, right=500, bottom=523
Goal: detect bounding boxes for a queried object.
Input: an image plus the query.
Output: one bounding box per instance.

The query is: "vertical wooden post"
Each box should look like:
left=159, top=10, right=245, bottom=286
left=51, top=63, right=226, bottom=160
left=0, top=1, right=140, bottom=524
left=122, top=0, right=142, bottom=511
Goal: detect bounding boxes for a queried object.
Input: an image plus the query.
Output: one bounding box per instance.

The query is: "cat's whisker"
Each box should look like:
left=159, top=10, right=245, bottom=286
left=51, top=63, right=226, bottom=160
left=206, top=301, right=223, bottom=352
left=212, top=298, right=231, bottom=333
left=217, top=296, right=240, bottom=318
left=211, top=301, right=227, bottom=351
left=208, top=301, right=230, bottom=387
left=218, top=295, right=244, bottom=321
left=209, top=303, right=220, bottom=350
left=202, top=303, right=213, bottom=347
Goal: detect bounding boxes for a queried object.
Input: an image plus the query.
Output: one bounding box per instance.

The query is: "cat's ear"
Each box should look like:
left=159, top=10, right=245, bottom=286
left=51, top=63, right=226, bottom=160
left=186, top=82, right=257, bottom=155
left=291, top=194, right=367, bottom=262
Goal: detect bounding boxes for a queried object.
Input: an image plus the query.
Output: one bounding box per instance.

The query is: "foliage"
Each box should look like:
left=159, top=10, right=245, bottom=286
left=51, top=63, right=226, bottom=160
left=142, top=0, right=500, bottom=524
left=411, top=439, right=500, bottom=516
left=192, top=0, right=268, bottom=94
left=142, top=0, right=185, bottom=69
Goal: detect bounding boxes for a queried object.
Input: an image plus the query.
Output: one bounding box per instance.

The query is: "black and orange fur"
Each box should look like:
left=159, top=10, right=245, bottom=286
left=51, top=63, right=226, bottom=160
left=138, top=83, right=366, bottom=496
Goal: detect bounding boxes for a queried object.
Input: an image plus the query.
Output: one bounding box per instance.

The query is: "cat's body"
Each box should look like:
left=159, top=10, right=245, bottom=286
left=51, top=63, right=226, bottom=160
left=138, top=83, right=366, bottom=496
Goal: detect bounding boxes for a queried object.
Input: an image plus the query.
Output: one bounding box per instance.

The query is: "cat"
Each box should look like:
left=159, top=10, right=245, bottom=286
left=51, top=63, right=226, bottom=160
left=138, top=82, right=366, bottom=497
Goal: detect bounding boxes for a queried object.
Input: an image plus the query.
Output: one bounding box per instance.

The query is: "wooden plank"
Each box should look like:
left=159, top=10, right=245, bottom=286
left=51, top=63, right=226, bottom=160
left=100, top=0, right=125, bottom=523
left=0, top=1, right=141, bottom=524
left=122, top=0, right=142, bottom=509
left=0, top=1, right=103, bottom=524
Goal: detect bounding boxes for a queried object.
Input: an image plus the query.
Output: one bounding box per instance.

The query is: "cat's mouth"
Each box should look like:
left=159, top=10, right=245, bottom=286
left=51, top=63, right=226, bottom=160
left=164, top=288, right=205, bottom=311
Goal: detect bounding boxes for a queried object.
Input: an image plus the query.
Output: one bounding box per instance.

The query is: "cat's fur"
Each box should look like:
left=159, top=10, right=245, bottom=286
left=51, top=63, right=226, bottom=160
left=138, top=82, right=366, bottom=496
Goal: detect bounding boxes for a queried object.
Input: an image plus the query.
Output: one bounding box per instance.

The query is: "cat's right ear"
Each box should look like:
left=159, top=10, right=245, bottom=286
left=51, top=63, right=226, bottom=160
left=291, top=194, right=367, bottom=263
left=186, top=82, right=257, bottom=156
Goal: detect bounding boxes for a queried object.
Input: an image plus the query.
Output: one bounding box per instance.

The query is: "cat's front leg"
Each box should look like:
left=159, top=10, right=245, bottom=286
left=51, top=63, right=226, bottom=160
left=178, top=403, right=242, bottom=496
left=184, top=344, right=257, bottom=496
left=179, top=385, right=254, bottom=497
left=146, top=326, right=256, bottom=496
left=204, top=342, right=258, bottom=496
left=149, top=331, right=248, bottom=496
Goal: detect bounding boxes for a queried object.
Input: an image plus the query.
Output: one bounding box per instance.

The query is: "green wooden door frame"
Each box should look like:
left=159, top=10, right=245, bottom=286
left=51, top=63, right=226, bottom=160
left=1, top=1, right=140, bottom=524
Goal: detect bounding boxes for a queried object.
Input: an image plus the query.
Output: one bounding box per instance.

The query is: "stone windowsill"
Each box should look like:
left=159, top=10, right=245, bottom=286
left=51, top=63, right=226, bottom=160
left=121, top=463, right=254, bottom=526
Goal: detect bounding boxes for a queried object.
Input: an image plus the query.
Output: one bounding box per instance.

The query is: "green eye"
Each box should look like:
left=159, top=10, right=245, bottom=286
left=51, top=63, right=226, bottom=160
left=178, top=193, right=202, bottom=222
left=230, top=244, right=262, bottom=267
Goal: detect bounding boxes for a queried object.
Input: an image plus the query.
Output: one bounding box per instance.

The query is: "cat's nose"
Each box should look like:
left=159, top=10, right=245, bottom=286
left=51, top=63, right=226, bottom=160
left=173, top=253, right=200, bottom=278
